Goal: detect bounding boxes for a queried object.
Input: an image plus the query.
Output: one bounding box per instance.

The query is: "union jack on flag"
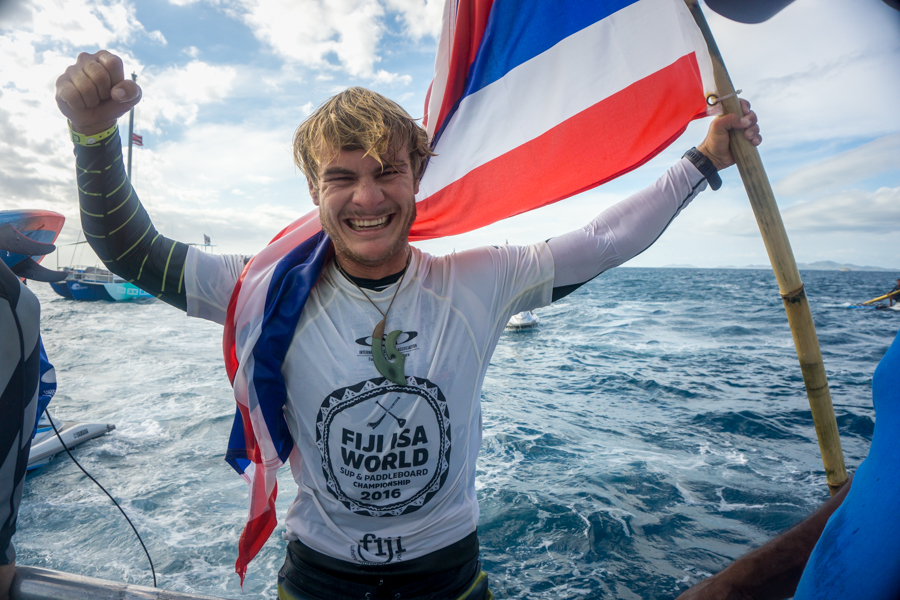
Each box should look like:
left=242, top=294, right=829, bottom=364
left=223, top=0, right=717, bottom=583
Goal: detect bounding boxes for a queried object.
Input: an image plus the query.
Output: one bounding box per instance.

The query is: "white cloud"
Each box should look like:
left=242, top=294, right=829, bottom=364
left=2, top=0, right=899, bottom=270
left=148, top=29, right=167, bottom=44
left=190, top=0, right=442, bottom=79
left=233, top=0, right=386, bottom=77
left=708, top=0, right=900, bottom=147
left=371, top=69, right=412, bottom=85
left=780, top=187, right=900, bottom=234
left=0, top=0, right=30, bottom=24
left=718, top=185, right=900, bottom=239
left=383, top=0, right=443, bottom=40
left=0, top=0, right=165, bottom=48
left=136, top=60, right=238, bottom=132
left=0, top=0, right=240, bottom=253
left=122, top=120, right=311, bottom=251
left=775, top=133, right=900, bottom=197
left=30, top=0, right=141, bottom=47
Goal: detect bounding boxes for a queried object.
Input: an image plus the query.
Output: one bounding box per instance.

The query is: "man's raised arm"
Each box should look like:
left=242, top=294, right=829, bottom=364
left=56, top=51, right=191, bottom=311
left=548, top=100, right=761, bottom=301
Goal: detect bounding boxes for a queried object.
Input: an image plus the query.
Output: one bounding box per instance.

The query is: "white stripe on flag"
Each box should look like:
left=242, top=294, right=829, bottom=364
left=425, top=0, right=458, bottom=138
left=247, top=399, right=282, bottom=471
left=418, top=0, right=714, bottom=199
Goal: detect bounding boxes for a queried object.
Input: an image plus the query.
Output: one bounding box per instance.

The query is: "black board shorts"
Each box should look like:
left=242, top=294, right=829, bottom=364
left=277, top=533, right=492, bottom=600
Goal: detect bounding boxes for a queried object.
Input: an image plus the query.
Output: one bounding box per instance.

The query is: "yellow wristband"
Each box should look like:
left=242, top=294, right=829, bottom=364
left=69, top=123, right=118, bottom=147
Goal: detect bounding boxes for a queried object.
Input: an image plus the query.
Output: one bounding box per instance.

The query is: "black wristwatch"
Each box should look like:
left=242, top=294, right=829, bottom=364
left=683, top=147, right=722, bottom=191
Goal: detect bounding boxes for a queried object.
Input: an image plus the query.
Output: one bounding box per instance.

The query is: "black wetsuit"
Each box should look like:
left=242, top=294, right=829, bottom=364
left=0, top=261, right=41, bottom=566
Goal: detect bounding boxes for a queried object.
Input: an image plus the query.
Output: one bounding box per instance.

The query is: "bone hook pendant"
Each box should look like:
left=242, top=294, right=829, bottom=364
left=373, top=319, right=406, bottom=385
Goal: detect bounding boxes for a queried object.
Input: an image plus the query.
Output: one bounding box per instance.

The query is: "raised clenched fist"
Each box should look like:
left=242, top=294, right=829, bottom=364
left=55, top=50, right=142, bottom=135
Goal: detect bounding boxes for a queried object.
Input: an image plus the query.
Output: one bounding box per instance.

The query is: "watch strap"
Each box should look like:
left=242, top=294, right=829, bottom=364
left=683, top=147, right=722, bottom=191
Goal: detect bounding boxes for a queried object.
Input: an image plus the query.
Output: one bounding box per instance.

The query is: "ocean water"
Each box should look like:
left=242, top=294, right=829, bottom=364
left=18, top=267, right=900, bottom=599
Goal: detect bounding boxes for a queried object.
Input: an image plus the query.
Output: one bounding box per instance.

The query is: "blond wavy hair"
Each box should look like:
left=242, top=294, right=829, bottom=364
left=294, top=87, right=434, bottom=188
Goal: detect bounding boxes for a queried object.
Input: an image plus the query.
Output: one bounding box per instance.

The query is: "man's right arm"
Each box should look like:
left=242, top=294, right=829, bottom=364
left=72, top=124, right=191, bottom=310
left=58, top=51, right=216, bottom=313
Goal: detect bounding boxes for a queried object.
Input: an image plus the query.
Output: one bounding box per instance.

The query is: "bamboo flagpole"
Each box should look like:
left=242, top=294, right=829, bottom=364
left=685, top=0, right=849, bottom=495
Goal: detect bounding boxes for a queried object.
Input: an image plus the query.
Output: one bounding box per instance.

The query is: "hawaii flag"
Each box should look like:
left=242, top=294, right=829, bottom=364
left=416, top=0, right=716, bottom=237
left=224, top=0, right=716, bottom=583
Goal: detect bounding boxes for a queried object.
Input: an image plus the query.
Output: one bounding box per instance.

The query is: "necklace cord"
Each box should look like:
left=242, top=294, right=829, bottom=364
left=336, top=251, right=411, bottom=326
left=336, top=252, right=411, bottom=384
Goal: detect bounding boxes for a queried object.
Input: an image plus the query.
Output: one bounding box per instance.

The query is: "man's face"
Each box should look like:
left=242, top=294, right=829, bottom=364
left=311, top=146, right=419, bottom=278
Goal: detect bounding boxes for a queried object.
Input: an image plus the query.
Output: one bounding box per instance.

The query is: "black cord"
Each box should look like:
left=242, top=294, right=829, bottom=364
left=48, top=417, right=157, bottom=587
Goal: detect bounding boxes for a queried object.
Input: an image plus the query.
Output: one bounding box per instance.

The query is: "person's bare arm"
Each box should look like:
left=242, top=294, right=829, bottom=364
left=676, top=478, right=851, bottom=600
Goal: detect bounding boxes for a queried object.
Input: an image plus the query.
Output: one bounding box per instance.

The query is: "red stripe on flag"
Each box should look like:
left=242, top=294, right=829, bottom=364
left=238, top=402, right=260, bottom=462
left=235, top=482, right=278, bottom=586
left=223, top=266, right=246, bottom=383
left=433, top=0, right=496, bottom=135
left=411, top=54, right=708, bottom=241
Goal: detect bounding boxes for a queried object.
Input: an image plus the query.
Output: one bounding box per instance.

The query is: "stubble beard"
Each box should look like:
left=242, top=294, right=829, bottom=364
left=321, top=202, right=417, bottom=272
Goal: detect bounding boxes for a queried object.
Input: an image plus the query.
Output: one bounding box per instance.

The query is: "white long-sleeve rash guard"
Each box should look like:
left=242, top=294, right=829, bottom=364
left=184, top=158, right=708, bottom=323
left=176, top=156, right=709, bottom=568
left=548, top=157, right=706, bottom=298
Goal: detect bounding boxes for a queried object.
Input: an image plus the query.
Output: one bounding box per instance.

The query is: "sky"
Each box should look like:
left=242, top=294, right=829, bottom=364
left=0, top=0, right=898, bottom=269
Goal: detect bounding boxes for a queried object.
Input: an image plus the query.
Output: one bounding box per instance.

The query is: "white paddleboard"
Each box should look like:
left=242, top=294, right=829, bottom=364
left=28, top=412, right=116, bottom=470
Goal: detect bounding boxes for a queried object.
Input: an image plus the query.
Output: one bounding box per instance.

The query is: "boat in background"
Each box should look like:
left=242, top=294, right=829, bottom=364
left=28, top=411, right=116, bottom=471
left=506, top=310, right=540, bottom=330
left=49, top=266, right=154, bottom=302
left=48, top=231, right=216, bottom=301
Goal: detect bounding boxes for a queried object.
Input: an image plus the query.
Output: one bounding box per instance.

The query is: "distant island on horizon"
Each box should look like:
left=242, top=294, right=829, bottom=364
left=656, top=261, right=899, bottom=272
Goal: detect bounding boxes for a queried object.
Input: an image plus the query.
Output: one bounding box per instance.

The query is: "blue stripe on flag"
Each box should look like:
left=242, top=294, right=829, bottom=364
left=225, top=406, right=250, bottom=474
left=465, top=0, right=639, bottom=97
left=249, top=230, right=332, bottom=466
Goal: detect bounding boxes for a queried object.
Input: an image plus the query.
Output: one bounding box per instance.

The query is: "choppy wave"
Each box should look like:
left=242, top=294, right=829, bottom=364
left=19, top=267, right=899, bottom=599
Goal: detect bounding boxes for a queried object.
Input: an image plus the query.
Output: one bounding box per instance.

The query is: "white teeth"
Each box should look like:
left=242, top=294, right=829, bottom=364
left=348, top=216, right=389, bottom=230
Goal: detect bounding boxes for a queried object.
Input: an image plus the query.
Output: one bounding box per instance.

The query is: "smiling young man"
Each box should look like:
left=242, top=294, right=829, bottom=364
left=56, top=50, right=760, bottom=600
left=295, top=89, right=429, bottom=280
